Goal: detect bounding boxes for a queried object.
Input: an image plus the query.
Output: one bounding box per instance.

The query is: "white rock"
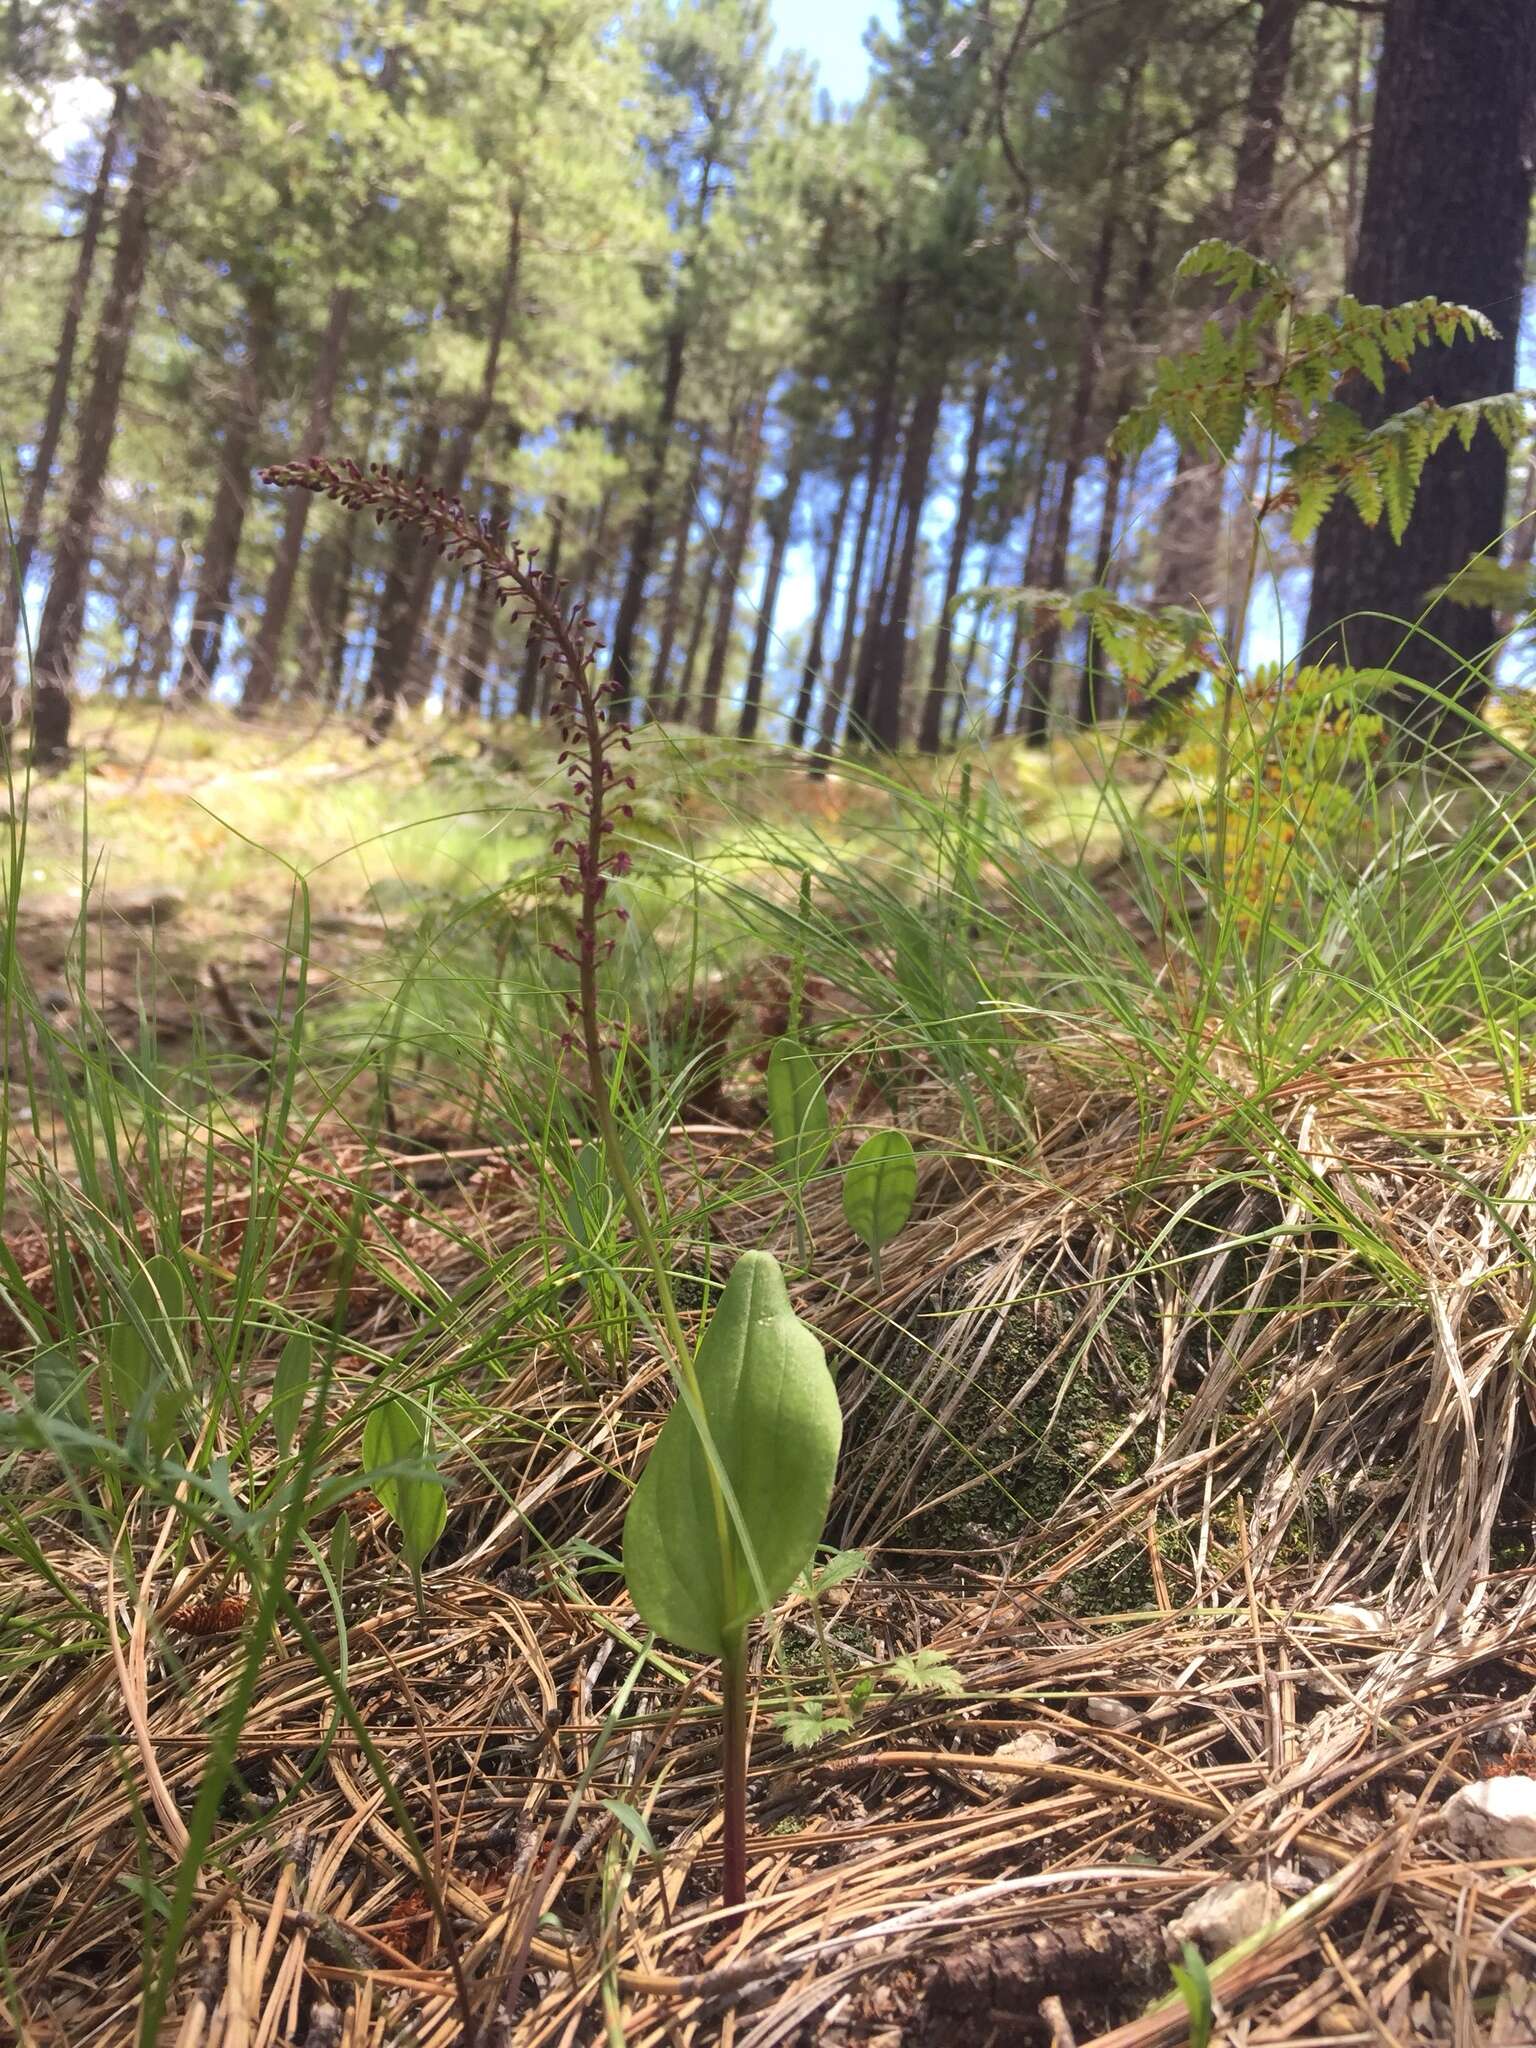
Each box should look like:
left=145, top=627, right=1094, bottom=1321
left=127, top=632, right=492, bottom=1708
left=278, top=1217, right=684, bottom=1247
left=1166, top=1879, right=1279, bottom=1958
left=1086, top=1695, right=1140, bottom=1731
left=1443, top=1778, right=1536, bottom=1864
left=975, top=1729, right=1061, bottom=1789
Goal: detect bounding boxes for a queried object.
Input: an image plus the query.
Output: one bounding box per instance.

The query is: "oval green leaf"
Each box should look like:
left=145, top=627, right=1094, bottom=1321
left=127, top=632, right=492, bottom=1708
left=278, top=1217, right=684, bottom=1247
left=362, top=1397, right=446, bottom=1575
left=270, top=1332, right=312, bottom=1458
left=622, top=1250, right=842, bottom=1656
left=766, top=1038, right=830, bottom=1188
left=842, top=1130, right=917, bottom=1255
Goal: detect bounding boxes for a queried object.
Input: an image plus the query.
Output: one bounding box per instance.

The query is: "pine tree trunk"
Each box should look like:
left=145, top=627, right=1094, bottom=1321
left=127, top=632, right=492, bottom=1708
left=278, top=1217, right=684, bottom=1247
left=242, top=285, right=353, bottom=711
left=649, top=434, right=706, bottom=713
left=176, top=285, right=276, bottom=698
left=1153, top=0, right=1299, bottom=617
left=993, top=428, right=1058, bottom=738
left=515, top=509, right=562, bottom=719
left=461, top=481, right=511, bottom=715
left=920, top=376, right=990, bottom=752
left=1, top=88, right=123, bottom=709
left=322, top=507, right=360, bottom=709
left=814, top=284, right=907, bottom=753
left=30, top=94, right=163, bottom=764
left=869, top=381, right=942, bottom=750
left=608, top=325, right=687, bottom=720
left=1021, top=191, right=1124, bottom=749
left=788, top=457, right=856, bottom=750
left=1302, top=0, right=1535, bottom=744
left=737, top=454, right=803, bottom=740
left=848, top=402, right=914, bottom=740
left=361, top=413, right=443, bottom=736
left=1080, top=221, right=1159, bottom=723
left=697, top=402, right=765, bottom=737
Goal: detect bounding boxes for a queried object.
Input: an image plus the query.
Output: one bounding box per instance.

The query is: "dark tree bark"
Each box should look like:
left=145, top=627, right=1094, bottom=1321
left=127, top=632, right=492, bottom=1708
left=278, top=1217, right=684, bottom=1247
left=374, top=208, right=523, bottom=723
left=175, top=284, right=277, bottom=698
left=461, top=481, right=510, bottom=716
left=1020, top=197, right=1122, bottom=748
left=360, top=412, right=443, bottom=734
left=737, top=453, right=803, bottom=740
left=514, top=507, right=562, bottom=719
left=788, top=456, right=856, bottom=750
left=1302, top=0, right=1535, bottom=744
left=672, top=530, right=719, bottom=728
left=649, top=434, right=706, bottom=713
left=321, top=506, right=361, bottom=708
left=30, top=94, right=163, bottom=764
left=818, top=450, right=899, bottom=756
left=242, top=285, right=354, bottom=711
left=697, top=400, right=766, bottom=736
left=868, top=380, right=943, bottom=750
left=920, top=375, right=990, bottom=753
left=1, top=87, right=123, bottom=709
left=1079, top=221, right=1160, bottom=724
left=814, top=284, right=907, bottom=753
left=608, top=325, right=687, bottom=721
left=848, top=399, right=915, bottom=739
left=1153, top=0, right=1300, bottom=617
left=993, top=428, right=1059, bottom=738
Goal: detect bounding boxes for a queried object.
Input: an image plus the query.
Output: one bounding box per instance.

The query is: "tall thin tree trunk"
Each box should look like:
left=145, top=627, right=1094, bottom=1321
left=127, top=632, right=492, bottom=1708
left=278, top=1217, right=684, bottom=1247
left=461, top=481, right=511, bottom=715
left=672, top=539, right=718, bottom=729
left=374, top=208, right=523, bottom=723
left=869, top=381, right=943, bottom=750
left=1021, top=193, right=1124, bottom=748
left=697, top=401, right=765, bottom=737
left=920, top=375, right=990, bottom=752
left=242, top=285, right=354, bottom=711
left=1153, top=0, right=1299, bottom=616
left=30, top=95, right=163, bottom=764
left=1080, top=220, right=1159, bottom=723
left=176, top=285, right=276, bottom=697
left=608, top=325, right=687, bottom=720
left=737, top=453, right=803, bottom=740
left=649, top=434, right=706, bottom=712
left=993, top=431, right=1059, bottom=738
left=322, top=506, right=360, bottom=708
left=361, top=412, right=443, bottom=735
left=1302, top=0, right=1534, bottom=743
left=514, top=508, right=562, bottom=719
left=848, top=402, right=914, bottom=739
left=789, top=457, right=856, bottom=750
left=1, top=88, right=123, bottom=709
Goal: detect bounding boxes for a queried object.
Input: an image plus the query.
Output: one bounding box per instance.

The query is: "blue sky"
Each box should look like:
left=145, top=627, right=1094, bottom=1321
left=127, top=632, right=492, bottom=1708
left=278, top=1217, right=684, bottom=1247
left=771, top=0, right=888, bottom=103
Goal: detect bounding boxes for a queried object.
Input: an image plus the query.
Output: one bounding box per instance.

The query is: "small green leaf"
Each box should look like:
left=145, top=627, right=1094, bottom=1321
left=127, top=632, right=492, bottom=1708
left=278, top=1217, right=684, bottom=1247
left=329, top=1511, right=356, bottom=1582
left=622, top=1250, right=843, bottom=1655
left=110, top=1255, right=187, bottom=1454
left=1170, top=1940, right=1214, bottom=2048
left=362, top=1397, right=447, bottom=1580
left=270, top=1333, right=312, bottom=1458
left=766, top=1038, right=830, bottom=1189
left=807, top=1546, right=869, bottom=1597
left=777, top=1702, right=853, bottom=1751
left=33, top=1344, right=87, bottom=1428
left=842, top=1131, right=916, bottom=1261
left=602, top=1798, right=658, bottom=1857
left=888, top=1648, right=964, bottom=1696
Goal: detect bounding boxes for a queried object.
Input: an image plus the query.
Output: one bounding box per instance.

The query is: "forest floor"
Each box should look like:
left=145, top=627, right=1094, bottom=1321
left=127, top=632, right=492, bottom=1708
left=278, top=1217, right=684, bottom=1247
left=3, top=704, right=1536, bottom=2047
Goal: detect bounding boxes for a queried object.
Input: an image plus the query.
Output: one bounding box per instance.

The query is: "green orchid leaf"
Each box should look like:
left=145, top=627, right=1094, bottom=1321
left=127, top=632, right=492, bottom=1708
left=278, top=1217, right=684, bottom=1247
left=362, top=1397, right=447, bottom=1580
left=110, top=1255, right=187, bottom=1454
left=622, top=1250, right=842, bottom=1656
left=33, top=1344, right=87, bottom=1428
left=270, top=1332, right=312, bottom=1458
left=766, top=1038, right=830, bottom=1189
left=842, top=1131, right=916, bottom=1258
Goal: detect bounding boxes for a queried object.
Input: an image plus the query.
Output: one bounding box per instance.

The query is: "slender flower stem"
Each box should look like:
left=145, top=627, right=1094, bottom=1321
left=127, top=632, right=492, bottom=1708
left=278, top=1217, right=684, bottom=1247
left=264, top=454, right=742, bottom=1698
left=719, top=1622, right=749, bottom=1911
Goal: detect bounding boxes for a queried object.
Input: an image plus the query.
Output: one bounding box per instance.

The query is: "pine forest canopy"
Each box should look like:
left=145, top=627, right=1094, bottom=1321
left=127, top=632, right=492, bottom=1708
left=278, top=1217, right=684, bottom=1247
left=2, top=0, right=1534, bottom=763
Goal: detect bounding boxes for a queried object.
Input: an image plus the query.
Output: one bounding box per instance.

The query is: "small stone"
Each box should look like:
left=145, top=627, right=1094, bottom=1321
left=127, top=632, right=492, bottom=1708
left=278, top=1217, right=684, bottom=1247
left=1086, top=1695, right=1140, bottom=1731
left=1166, top=1879, right=1278, bottom=1958
left=1442, top=1777, right=1536, bottom=1863
left=975, top=1729, right=1061, bottom=1789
